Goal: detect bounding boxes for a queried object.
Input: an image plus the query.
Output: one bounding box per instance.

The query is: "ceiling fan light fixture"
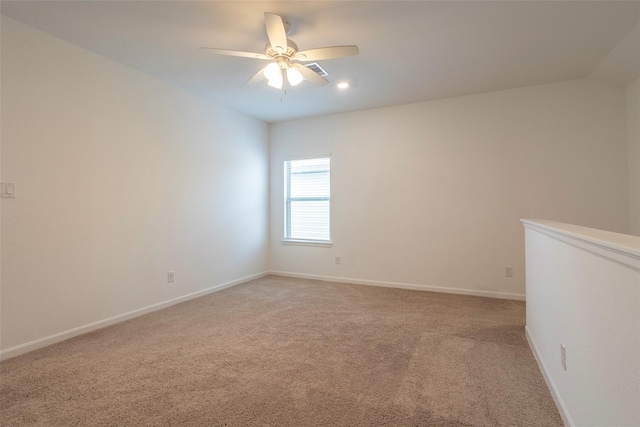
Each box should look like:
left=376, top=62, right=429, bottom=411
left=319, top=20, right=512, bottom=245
left=287, top=67, right=304, bottom=86
left=267, top=73, right=283, bottom=89
left=263, top=62, right=281, bottom=81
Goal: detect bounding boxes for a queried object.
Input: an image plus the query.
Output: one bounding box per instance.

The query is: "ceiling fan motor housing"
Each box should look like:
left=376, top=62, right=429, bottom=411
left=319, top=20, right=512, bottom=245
left=265, top=40, right=298, bottom=60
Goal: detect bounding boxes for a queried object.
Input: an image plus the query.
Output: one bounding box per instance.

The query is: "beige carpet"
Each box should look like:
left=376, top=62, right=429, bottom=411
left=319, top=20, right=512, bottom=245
left=1, top=275, right=562, bottom=426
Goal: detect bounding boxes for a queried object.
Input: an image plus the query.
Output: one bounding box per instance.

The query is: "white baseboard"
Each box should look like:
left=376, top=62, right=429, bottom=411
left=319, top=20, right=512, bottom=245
left=267, top=271, right=526, bottom=301
left=1, top=271, right=522, bottom=361
left=0, top=271, right=268, bottom=361
left=525, top=326, right=573, bottom=427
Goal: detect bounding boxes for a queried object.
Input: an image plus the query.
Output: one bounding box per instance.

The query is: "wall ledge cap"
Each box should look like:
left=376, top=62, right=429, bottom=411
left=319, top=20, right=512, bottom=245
left=522, top=219, right=640, bottom=271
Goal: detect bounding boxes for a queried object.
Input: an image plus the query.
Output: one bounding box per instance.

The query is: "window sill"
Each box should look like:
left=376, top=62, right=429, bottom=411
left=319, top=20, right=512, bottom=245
left=281, top=239, right=333, bottom=248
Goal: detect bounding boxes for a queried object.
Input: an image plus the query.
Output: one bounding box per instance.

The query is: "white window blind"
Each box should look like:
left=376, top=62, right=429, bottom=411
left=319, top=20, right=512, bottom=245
left=284, top=157, right=330, bottom=242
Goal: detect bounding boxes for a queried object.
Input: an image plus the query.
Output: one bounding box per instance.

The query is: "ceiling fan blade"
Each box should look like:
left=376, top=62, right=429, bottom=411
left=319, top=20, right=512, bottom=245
left=295, top=45, right=359, bottom=61
left=292, top=63, right=329, bottom=86
left=264, top=12, right=288, bottom=53
left=200, top=47, right=268, bottom=60
left=246, top=66, right=268, bottom=86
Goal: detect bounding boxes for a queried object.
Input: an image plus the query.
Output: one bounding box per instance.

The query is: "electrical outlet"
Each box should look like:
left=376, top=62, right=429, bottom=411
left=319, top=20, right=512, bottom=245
left=560, top=344, right=567, bottom=370
left=168, top=271, right=175, bottom=283
left=335, top=256, right=341, bottom=265
left=505, top=266, right=513, bottom=277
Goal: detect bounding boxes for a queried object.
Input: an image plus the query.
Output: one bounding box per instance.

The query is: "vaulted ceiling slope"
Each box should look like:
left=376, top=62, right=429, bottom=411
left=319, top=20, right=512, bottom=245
left=2, top=1, right=639, bottom=123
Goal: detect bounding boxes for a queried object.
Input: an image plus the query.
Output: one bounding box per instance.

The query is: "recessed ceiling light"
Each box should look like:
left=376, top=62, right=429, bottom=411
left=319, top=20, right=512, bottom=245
left=337, top=82, right=350, bottom=89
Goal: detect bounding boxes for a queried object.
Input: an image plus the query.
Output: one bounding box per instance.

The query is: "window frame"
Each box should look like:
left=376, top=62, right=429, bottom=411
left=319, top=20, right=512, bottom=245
left=282, top=155, right=332, bottom=247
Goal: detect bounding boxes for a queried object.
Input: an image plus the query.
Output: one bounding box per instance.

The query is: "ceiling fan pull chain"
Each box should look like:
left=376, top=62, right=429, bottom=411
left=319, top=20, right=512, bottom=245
left=280, top=68, right=288, bottom=102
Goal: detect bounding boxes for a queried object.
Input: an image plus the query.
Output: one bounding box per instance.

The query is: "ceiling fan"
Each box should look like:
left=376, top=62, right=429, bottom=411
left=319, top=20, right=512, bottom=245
left=200, top=12, right=359, bottom=91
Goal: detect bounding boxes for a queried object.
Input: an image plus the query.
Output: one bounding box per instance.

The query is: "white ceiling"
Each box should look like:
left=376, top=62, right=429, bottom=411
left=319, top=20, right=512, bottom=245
left=2, top=1, right=639, bottom=123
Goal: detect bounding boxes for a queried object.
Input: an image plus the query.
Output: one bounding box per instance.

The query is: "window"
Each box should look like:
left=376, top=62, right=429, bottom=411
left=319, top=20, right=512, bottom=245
left=284, top=157, right=331, bottom=244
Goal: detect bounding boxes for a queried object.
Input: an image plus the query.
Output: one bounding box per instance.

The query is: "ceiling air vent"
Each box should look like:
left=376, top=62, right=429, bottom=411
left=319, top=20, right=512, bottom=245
left=305, top=62, right=329, bottom=77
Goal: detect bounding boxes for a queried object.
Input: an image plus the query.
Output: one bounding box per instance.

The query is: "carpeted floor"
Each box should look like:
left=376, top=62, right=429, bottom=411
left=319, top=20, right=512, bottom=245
left=1, top=275, right=562, bottom=426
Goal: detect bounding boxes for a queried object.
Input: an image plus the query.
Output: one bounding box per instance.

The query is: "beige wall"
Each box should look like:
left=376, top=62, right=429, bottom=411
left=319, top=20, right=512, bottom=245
left=269, top=79, right=629, bottom=298
left=0, top=17, right=269, bottom=353
left=628, top=78, right=640, bottom=236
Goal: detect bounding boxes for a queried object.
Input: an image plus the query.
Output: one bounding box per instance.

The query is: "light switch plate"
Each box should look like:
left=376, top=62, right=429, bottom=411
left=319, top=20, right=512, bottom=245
left=0, top=183, right=16, bottom=198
